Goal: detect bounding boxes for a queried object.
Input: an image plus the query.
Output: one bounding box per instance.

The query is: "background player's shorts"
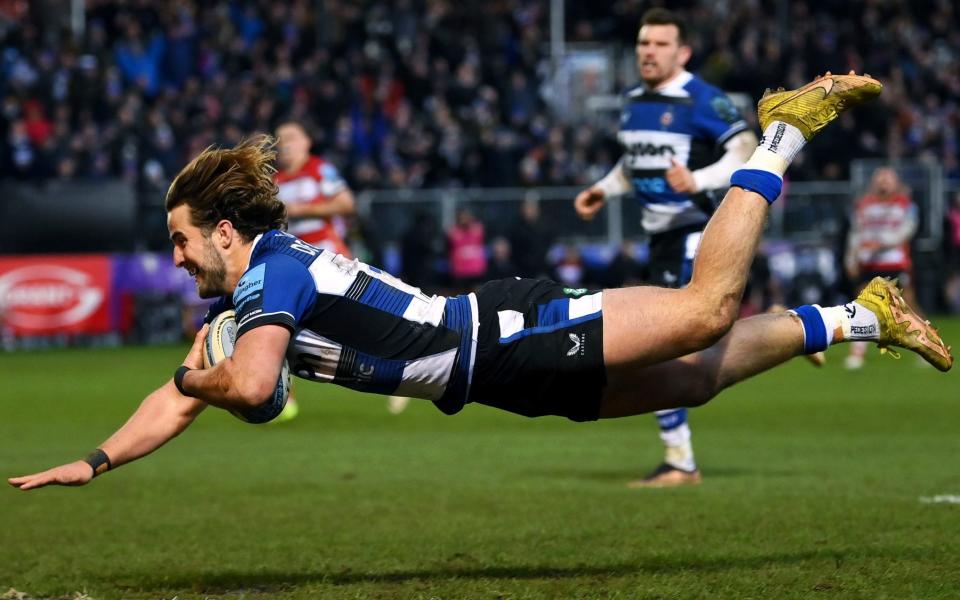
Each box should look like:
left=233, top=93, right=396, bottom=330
left=468, top=278, right=606, bottom=422
left=646, top=223, right=705, bottom=288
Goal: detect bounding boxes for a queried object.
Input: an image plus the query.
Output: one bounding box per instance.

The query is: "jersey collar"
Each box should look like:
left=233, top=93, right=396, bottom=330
left=243, top=230, right=279, bottom=272
left=651, top=70, right=694, bottom=96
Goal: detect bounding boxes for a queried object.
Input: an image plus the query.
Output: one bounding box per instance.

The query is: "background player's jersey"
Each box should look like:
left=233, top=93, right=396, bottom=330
left=275, top=156, right=351, bottom=256
left=205, top=230, right=477, bottom=414
left=851, top=193, right=916, bottom=272
left=619, top=70, right=747, bottom=234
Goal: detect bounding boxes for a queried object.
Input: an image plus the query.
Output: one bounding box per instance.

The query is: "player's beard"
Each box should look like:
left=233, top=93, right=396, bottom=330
left=194, top=236, right=228, bottom=298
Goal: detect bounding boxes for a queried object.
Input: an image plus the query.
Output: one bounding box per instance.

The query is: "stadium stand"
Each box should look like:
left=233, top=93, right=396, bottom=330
left=3, top=1, right=956, bottom=187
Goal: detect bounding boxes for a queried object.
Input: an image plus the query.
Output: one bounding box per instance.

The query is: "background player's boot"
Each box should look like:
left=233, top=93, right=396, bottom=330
left=854, top=277, right=953, bottom=371
left=628, top=463, right=702, bottom=489
left=758, top=72, right=882, bottom=139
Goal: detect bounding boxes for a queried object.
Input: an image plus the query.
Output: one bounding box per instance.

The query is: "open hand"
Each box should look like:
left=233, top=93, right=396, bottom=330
left=8, top=460, right=93, bottom=491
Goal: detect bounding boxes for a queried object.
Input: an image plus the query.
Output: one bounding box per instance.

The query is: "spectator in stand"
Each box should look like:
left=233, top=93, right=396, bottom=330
left=943, top=192, right=960, bottom=313
left=843, top=167, right=918, bottom=369
left=552, top=245, right=585, bottom=288
left=2, top=1, right=958, bottom=188
left=401, top=210, right=444, bottom=293
left=486, top=237, right=518, bottom=281
left=508, top=199, right=554, bottom=279
left=447, top=207, right=487, bottom=293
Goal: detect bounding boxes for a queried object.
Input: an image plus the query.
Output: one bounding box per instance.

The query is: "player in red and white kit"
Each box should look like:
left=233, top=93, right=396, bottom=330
left=274, top=121, right=356, bottom=419
left=275, top=121, right=355, bottom=257
left=844, top=167, right=918, bottom=369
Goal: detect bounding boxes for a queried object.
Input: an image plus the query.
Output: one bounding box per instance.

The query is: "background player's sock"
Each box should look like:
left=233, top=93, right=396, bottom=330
left=655, top=409, right=696, bottom=472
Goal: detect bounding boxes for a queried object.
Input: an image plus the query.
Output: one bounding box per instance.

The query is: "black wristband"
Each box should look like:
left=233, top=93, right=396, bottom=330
left=174, top=365, right=192, bottom=396
left=84, top=448, right=112, bottom=477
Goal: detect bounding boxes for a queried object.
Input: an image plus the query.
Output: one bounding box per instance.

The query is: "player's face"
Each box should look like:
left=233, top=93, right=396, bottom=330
left=872, top=168, right=898, bottom=196
left=636, top=24, right=691, bottom=88
left=167, top=204, right=229, bottom=298
left=276, top=124, right=311, bottom=170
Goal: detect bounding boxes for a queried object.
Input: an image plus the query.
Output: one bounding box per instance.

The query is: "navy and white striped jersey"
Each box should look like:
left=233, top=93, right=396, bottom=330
left=619, top=70, right=747, bottom=234
left=206, top=230, right=478, bottom=415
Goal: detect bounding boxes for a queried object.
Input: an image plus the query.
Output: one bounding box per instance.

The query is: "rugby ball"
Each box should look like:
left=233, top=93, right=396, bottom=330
left=204, top=310, right=292, bottom=424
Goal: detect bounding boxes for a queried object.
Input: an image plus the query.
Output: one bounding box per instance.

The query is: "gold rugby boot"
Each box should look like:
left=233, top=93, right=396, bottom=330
left=853, top=277, right=953, bottom=372
left=758, top=71, right=882, bottom=139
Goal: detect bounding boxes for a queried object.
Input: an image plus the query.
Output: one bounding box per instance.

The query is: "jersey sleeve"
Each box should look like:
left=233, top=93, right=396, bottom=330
left=694, top=89, right=748, bottom=146
left=233, top=253, right=317, bottom=337
left=202, top=296, right=235, bottom=324
left=316, top=161, right=347, bottom=198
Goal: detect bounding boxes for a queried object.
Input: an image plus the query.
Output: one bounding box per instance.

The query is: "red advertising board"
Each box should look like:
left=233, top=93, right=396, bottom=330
left=0, top=255, right=112, bottom=335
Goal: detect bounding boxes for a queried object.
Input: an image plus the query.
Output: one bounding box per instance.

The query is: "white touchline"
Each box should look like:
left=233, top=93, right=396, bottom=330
left=918, top=495, right=960, bottom=504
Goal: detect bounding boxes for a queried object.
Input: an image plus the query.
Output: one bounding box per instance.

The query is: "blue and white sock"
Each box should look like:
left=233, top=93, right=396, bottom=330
left=790, top=302, right=880, bottom=354
left=730, top=121, right=807, bottom=204
left=654, top=409, right=696, bottom=472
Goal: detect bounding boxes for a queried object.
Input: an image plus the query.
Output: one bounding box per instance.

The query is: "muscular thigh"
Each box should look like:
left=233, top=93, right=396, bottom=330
left=599, top=354, right=713, bottom=418
left=601, top=285, right=706, bottom=368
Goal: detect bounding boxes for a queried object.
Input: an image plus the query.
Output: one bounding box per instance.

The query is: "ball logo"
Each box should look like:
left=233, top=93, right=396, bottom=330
left=0, top=264, right=104, bottom=330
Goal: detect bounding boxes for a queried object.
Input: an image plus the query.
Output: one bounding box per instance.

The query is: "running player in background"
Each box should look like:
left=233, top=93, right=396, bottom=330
left=574, top=8, right=758, bottom=488
left=844, top=167, right=918, bottom=369
left=275, top=121, right=355, bottom=257
left=274, top=121, right=357, bottom=420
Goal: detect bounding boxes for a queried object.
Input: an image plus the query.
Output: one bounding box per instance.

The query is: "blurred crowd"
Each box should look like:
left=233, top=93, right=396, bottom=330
left=0, top=0, right=616, bottom=188
left=569, top=0, right=960, bottom=182
left=2, top=0, right=958, bottom=188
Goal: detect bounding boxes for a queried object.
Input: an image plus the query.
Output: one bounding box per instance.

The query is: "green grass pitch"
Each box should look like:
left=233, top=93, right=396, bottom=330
left=2, top=319, right=959, bottom=599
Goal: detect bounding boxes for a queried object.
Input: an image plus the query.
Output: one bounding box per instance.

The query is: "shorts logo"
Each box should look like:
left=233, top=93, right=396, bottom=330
left=567, top=333, right=584, bottom=357
left=845, top=304, right=857, bottom=319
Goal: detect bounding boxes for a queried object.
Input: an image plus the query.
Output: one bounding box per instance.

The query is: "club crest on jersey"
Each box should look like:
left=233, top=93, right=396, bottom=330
left=660, top=110, right=674, bottom=128
left=710, top=96, right=740, bottom=124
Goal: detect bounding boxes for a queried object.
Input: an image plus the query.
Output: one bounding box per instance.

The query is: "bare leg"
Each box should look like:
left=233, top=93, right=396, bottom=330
left=602, top=186, right=769, bottom=368
left=600, top=312, right=805, bottom=418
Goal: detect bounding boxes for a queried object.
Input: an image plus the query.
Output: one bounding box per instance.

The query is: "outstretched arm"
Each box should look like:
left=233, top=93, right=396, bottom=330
left=8, top=330, right=210, bottom=491
left=8, top=381, right=207, bottom=491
